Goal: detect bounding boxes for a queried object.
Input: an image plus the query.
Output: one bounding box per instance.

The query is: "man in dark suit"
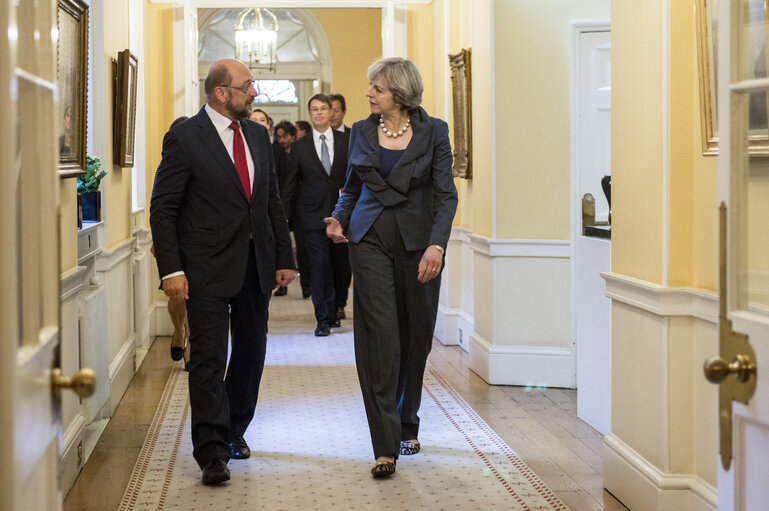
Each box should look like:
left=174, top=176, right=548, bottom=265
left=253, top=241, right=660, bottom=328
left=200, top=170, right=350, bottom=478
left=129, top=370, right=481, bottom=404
left=150, top=58, right=295, bottom=486
left=282, top=94, right=350, bottom=336
left=330, top=93, right=350, bottom=132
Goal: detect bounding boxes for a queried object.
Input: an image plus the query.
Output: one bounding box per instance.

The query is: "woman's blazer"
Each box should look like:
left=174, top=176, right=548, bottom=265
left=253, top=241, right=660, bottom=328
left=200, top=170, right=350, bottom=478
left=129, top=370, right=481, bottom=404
left=331, top=107, right=458, bottom=251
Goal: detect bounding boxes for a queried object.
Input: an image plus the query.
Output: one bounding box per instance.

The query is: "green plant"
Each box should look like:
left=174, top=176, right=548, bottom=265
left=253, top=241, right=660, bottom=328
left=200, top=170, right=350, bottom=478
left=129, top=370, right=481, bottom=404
left=77, top=156, right=107, bottom=193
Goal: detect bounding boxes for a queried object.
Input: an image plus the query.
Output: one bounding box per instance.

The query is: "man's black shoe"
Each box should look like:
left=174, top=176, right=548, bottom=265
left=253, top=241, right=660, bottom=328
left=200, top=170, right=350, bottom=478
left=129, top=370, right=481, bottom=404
left=302, top=287, right=311, bottom=299
left=201, top=459, right=230, bottom=485
left=274, top=286, right=287, bottom=297
left=336, top=306, right=346, bottom=320
left=329, top=319, right=341, bottom=328
left=229, top=436, right=251, bottom=459
left=315, top=324, right=330, bottom=336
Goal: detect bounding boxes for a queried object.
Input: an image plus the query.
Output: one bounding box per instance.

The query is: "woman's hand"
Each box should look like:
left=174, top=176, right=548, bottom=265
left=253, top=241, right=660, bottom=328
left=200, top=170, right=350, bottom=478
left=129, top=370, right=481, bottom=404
left=417, top=245, right=443, bottom=283
left=324, top=217, right=348, bottom=243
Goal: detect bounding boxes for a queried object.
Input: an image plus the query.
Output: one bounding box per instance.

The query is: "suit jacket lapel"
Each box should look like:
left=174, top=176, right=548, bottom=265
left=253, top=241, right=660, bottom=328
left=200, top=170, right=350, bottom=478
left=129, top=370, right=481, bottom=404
left=384, top=107, right=431, bottom=194
left=194, top=108, right=250, bottom=203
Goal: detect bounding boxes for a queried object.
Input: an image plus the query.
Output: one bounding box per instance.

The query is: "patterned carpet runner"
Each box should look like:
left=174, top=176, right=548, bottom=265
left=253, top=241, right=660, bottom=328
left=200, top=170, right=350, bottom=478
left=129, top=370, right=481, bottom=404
left=119, top=298, right=568, bottom=510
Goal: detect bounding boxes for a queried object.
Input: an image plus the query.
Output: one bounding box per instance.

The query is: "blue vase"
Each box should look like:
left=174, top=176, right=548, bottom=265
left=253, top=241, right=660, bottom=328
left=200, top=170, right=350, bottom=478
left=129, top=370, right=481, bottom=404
left=80, top=191, right=101, bottom=221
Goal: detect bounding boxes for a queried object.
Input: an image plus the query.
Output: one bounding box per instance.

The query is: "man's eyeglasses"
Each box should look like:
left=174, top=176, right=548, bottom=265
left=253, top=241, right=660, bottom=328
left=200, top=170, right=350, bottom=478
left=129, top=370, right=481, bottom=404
left=218, top=81, right=256, bottom=93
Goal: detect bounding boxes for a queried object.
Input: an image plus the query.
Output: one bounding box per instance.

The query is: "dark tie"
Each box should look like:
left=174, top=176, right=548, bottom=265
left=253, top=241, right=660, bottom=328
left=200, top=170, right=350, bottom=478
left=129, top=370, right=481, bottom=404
left=229, top=121, right=251, bottom=202
left=320, top=134, right=331, bottom=175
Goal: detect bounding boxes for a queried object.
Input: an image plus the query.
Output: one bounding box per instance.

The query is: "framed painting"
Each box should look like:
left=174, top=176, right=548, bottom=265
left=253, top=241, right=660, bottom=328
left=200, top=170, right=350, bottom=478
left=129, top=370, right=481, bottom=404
left=56, top=0, right=89, bottom=178
left=697, top=0, right=769, bottom=156
left=449, top=48, right=472, bottom=178
left=114, top=49, right=138, bottom=167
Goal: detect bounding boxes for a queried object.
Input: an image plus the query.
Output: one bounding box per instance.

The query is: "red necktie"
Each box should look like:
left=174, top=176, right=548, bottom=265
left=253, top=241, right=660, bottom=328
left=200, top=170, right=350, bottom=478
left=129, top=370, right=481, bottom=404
left=229, top=121, right=251, bottom=202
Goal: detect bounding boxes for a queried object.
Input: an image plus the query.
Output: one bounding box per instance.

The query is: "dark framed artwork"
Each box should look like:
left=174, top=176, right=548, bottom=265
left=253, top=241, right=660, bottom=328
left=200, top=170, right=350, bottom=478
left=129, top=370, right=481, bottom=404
left=449, top=48, right=472, bottom=178
left=57, top=0, right=89, bottom=178
left=114, top=49, right=138, bottom=167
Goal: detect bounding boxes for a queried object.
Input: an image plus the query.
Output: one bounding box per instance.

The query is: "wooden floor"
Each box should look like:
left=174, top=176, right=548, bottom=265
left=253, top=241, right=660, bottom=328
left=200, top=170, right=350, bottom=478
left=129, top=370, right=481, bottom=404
left=64, top=334, right=627, bottom=511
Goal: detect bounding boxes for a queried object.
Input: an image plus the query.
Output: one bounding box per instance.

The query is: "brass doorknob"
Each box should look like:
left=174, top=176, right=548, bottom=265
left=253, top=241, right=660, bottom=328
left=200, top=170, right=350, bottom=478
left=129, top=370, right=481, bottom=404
left=703, top=354, right=756, bottom=384
left=51, top=368, right=96, bottom=398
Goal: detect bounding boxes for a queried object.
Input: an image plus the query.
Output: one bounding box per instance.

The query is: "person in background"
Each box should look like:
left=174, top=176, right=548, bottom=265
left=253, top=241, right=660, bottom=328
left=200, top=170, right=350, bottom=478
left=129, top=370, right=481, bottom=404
left=250, top=108, right=270, bottom=129
left=325, top=57, right=457, bottom=478
left=329, top=93, right=349, bottom=132
left=283, top=94, right=350, bottom=336
left=295, top=120, right=312, bottom=140
left=271, top=120, right=312, bottom=298
left=153, top=115, right=191, bottom=370
left=150, top=58, right=295, bottom=486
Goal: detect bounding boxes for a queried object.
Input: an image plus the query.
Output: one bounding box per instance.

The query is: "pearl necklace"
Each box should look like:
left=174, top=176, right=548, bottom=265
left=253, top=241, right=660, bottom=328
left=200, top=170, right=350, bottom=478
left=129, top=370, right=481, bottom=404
left=379, top=115, right=410, bottom=138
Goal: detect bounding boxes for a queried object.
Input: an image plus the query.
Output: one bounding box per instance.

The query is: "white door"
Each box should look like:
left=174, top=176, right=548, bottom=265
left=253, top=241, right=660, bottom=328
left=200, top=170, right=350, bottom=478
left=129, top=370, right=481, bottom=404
left=572, top=24, right=612, bottom=435
left=0, top=1, right=79, bottom=509
left=713, top=0, right=769, bottom=509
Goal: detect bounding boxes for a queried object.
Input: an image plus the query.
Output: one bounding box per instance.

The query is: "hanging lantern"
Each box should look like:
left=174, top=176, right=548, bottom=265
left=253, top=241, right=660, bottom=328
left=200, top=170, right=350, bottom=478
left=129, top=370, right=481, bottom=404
left=233, top=8, right=279, bottom=73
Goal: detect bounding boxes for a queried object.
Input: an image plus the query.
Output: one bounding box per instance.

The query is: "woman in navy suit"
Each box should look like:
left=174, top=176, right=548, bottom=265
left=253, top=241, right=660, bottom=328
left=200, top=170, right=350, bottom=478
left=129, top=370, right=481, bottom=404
left=325, top=57, right=458, bottom=478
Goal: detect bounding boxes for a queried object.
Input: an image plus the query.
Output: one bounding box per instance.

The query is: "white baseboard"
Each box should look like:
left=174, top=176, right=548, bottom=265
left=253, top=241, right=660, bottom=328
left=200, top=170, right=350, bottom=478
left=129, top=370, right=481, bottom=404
left=604, top=434, right=717, bottom=511
left=468, top=331, right=575, bottom=387
left=107, top=336, right=136, bottom=415
left=60, top=414, right=86, bottom=497
left=435, top=304, right=458, bottom=345
left=153, top=301, right=173, bottom=337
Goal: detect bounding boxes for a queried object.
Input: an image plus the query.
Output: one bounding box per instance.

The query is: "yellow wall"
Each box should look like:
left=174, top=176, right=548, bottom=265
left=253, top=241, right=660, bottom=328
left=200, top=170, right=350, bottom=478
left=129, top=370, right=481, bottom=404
left=494, top=0, right=609, bottom=240
left=613, top=0, right=717, bottom=290
left=101, top=0, right=132, bottom=249
left=60, top=182, right=78, bottom=272
left=611, top=0, right=664, bottom=283
left=407, top=4, right=435, bottom=116
left=669, top=0, right=718, bottom=292
left=668, top=0, right=695, bottom=287
left=311, top=9, right=381, bottom=125
left=144, top=1, right=176, bottom=218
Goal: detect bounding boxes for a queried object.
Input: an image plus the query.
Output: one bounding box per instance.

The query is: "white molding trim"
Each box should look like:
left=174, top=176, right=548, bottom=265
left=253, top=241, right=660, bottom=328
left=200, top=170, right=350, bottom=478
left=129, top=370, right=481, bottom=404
left=109, top=335, right=136, bottom=381
left=62, top=413, right=86, bottom=457
left=468, top=234, right=570, bottom=258
left=94, top=238, right=136, bottom=273
left=60, top=266, right=88, bottom=301
left=602, top=272, right=718, bottom=324
left=604, top=434, right=717, bottom=511
left=450, top=225, right=473, bottom=243
left=469, top=331, right=575, bottom=387
left=154, top=301, right=174, bottom=337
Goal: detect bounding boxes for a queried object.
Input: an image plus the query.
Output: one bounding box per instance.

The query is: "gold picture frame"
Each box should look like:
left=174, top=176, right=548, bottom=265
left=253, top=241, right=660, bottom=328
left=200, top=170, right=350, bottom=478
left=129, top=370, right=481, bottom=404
left=56, top=0, right=89, bottom=178
left=449, top=48, right=472, bottom=179
left=114, top=49, right=138, bottom=167
left=697, top=0, right=769, bottom=156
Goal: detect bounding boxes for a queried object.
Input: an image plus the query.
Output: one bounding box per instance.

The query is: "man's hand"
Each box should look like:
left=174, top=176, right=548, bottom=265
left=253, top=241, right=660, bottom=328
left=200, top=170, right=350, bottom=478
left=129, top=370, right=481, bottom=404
left=324, top=217, right=348, bottom=243
left=275, top=269, right=296, bottom=289
left=163, top=275, right=189, bottom=300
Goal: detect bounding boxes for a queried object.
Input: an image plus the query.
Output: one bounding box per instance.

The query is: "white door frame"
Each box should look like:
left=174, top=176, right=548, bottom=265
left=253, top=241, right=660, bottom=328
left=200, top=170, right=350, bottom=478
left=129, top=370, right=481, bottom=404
left=153, top=0, right=424, bottom=116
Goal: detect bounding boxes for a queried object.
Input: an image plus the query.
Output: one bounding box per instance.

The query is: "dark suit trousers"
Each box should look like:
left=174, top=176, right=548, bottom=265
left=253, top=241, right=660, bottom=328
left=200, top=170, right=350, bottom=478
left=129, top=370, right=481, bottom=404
left=348, top=209, right=441, bottom=459
left=186, top=244, right=270, bottom=468
left=303, top=229, right=336, bottom=326
left=330, top=241, right=351, bottom=309
left=290, top=220, right=311, bottom=291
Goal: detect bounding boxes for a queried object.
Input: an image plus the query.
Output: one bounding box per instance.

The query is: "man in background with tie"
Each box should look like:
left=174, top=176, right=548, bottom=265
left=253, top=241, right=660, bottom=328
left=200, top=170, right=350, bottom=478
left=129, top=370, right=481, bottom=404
left=282, top=94, right=350, bottom=336
left=150, top=58, right=295, bottom=486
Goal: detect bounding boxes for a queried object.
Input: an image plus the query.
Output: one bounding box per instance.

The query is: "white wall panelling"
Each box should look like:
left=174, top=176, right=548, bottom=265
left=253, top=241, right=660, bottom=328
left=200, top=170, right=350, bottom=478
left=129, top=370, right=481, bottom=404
left=604, top=273, right=719, bottom=511
left=468, top=234, right=573, bottom=387
left=59, top=266, right=89, bottom=496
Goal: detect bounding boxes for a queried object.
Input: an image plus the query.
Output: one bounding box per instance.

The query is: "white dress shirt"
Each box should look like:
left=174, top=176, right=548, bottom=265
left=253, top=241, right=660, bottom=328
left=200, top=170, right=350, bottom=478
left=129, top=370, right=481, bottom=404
left=162, top=107, right=256, bottom=281
left=313, top=126, right=335, bottom=164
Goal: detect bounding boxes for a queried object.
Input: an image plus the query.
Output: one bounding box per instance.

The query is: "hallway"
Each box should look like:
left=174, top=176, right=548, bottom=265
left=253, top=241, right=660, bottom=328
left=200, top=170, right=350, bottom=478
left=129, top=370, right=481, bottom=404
left=63, top=282, right=626, bottom=511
